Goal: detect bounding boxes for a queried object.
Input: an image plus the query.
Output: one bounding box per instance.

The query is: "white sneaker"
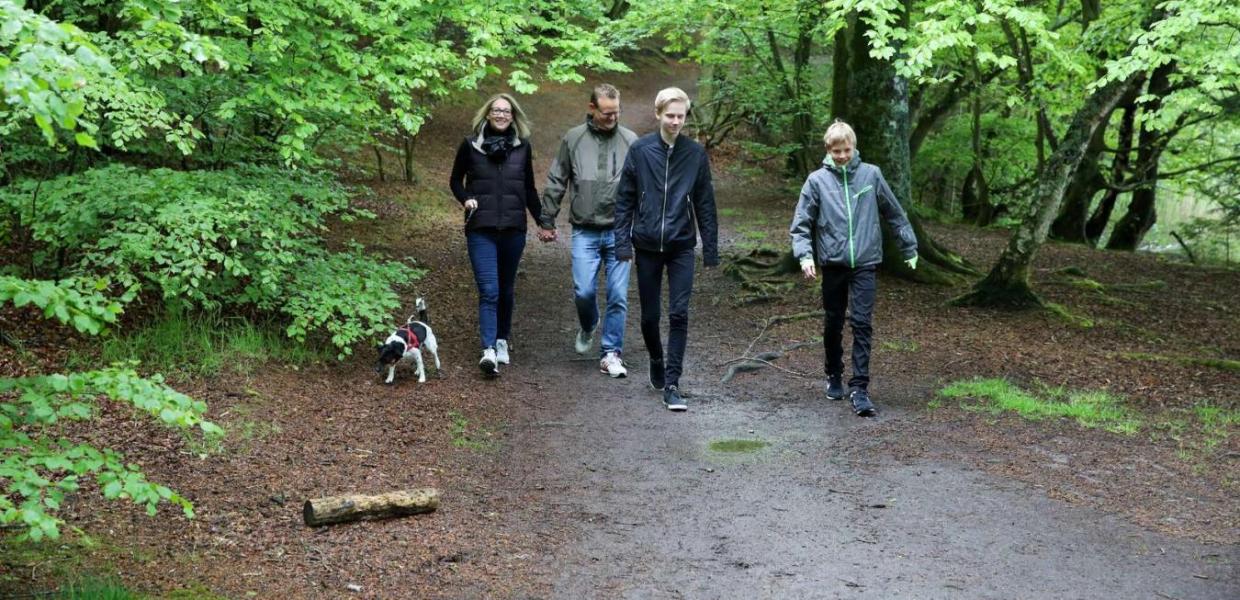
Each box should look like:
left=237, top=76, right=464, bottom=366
left=574, top=328, right=595, bottom=354
left=479, top=348, right=498, bottom=375
left=599, top=351, right=628, bottom=378
left=495, top=339, right=510, bottom=364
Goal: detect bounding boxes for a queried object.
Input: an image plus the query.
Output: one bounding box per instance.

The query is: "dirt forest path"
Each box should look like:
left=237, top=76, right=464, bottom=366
left=402, top=63, right=1238, bottom=598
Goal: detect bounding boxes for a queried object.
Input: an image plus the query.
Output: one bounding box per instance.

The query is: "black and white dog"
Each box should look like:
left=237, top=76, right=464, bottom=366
left=374, top=297, right=441, bottom=384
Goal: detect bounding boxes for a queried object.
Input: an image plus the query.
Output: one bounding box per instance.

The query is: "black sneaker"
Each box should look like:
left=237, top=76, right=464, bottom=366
left=826, top=375, right=845, bottom=400
left=663, top=385, right=687, bottom=411
left=849, top=388, right=876, bottom=417
left=648, top=358, right=665, bottom=391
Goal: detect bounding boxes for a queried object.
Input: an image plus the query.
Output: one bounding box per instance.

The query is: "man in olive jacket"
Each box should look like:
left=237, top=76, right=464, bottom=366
left=538, top=84, right=639, bottom=378
left=789, top=120, right=917, bottom=417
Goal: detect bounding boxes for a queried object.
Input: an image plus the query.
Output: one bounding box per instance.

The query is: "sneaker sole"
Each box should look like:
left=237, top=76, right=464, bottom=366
left=826, top=393, right=845, bottom=401
left=479, top=360, right=498, bottom=376
left=665, top=403, right=687, bottom=411
left=649, top=380, right=664, bottom=391
left=601, top=368, right=628, bottom=378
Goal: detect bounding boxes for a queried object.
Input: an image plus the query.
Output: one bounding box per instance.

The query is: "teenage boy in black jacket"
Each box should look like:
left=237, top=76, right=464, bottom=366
left=614, top=87, right=719, bottom=411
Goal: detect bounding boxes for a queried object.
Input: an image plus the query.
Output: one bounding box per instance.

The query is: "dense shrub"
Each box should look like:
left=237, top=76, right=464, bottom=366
left=1, top=164, right=424, bottom=355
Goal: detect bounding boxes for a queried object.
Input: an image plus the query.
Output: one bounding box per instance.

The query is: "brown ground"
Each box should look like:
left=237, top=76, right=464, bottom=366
left=2, top=57, right=1237, bottom=598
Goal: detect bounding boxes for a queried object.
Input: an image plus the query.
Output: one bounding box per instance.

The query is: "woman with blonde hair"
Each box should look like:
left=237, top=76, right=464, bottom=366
left=449, top=93, right=542, bottom=376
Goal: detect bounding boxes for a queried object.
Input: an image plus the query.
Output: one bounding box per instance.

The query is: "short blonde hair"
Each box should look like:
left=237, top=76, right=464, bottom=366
left=823, top=119, right=856, bottom=148
left=655, top=87, right=691, bottom=115
left=471, top=93, right=532, bottom=139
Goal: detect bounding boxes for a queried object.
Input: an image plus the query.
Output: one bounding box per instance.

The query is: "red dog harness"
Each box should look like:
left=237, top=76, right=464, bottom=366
left=396, top=326, right=421, bottom=349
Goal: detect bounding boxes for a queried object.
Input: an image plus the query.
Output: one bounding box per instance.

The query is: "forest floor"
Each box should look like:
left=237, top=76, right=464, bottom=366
left=2, top=57, right=1237, bottom=599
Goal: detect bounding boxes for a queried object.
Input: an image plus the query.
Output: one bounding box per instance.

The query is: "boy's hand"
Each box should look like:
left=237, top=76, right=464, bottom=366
left=800, top=257, right=816, bottom=280
left=537, top=228, right=557, bottom=243
left=905, top=255, right=918, bottom=270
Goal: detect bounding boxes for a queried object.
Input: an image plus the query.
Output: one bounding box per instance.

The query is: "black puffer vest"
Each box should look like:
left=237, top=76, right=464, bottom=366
left=458, top=135, right=533, bottom=232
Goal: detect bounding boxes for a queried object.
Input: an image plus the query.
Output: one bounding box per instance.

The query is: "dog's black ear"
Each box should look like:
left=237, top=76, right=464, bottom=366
left=376, top=343, right=384, bottom=354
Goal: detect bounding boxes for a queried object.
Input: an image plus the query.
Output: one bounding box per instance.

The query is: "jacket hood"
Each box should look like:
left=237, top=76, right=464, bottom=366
left=822, top=151, right=862, bottom=175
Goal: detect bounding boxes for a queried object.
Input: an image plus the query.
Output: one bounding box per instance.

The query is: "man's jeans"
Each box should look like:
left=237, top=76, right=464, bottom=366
left=571, top=227, right=630, bottom=356
left=466, top=229, right=526, bottom=349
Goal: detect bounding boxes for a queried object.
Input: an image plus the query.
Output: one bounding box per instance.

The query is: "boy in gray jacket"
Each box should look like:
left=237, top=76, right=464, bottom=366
left=789, top=120, right=918, bottom=417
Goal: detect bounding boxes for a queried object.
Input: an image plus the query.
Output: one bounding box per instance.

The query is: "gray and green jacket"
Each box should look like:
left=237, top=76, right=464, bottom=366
left=539, top=116, right=638, bottom=230
left=789, top=152, right=917, bottom=268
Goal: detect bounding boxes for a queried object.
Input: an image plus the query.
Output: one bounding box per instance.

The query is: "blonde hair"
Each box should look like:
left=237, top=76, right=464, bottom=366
left=654, top=87, right=691, bottom=115
left=471, top=93, right=532, bottom=139
left=823, top=119, right=856, bottom=148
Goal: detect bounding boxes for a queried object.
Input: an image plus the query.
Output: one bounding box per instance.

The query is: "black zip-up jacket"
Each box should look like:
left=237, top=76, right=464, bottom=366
left=449, top=129, right=540, bottom=232
left=614, top=133, right=719, bottom=266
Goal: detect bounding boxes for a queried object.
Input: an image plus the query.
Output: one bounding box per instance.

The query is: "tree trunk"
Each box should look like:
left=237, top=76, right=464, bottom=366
left=402, top=134, right=417, bottom=184
left=953, top=73, right=1141, bottom=308
left=836, top=2, right=974, bottom=284
left=303, top=488, right=439, bottom=527
left=373, top=144, right=385, bottom=182
left=1107, top=62, right=1175, bottom=251
left=1084, top=80, right=1142, bottom=246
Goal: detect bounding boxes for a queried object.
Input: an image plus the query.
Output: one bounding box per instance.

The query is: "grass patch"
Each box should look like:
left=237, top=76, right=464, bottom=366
left=1120, top=352, right=1240, bottom=373
left=1149, top=400, right=1238, bottom=467
left=73, top=310, right=329, bottom=378
left=719, top=207, right=740, bottom=218
left=939, top=378, right=1141, bottom=434
left=54, top=578, right=143, bottom=599
left=709, top=439, right=771, bottom=453
left=449, top=411, right=497, bottom=452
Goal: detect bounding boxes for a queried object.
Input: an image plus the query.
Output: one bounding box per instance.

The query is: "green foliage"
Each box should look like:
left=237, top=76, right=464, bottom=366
left=939, top=377, right=1141, bottom=434
left=0, top=367, right=221, bottom=540
left=3, top=0, right=626, bottom=168
left=1, top=165, right=424, bottom=355
left=0, top=276, right=131, bottom=336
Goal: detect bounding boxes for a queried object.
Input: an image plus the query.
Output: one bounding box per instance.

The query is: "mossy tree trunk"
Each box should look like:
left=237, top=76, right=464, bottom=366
left=833, top=1, right=974, bottom=285
left=954, top=73, right=1142, bottom=308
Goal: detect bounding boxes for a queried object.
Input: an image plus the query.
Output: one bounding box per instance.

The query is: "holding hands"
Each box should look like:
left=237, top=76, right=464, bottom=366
left=537, top=228, right=558, bottom=243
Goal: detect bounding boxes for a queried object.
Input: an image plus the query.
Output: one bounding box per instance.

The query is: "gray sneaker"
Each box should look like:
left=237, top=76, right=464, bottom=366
left=663, top=385, right=687, bottom=411
left=495, top=339, right=510, bottom=364
left=849, top=388, right=876, bottom=417
left=574, top=328, right=595, bottom=354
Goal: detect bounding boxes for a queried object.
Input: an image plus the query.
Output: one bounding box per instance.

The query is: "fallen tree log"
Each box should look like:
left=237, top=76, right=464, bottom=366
left=303, top=488, right=440, bottom=527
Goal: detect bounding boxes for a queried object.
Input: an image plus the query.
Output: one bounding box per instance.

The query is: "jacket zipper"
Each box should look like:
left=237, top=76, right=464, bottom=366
left=843, top=167, right=856, bottom=268
left=660, top=143, right=671, bottom=252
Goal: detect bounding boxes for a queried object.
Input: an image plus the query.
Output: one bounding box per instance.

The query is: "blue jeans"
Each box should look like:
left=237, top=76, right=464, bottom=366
left=467, top=229, right=526, bottom=349
left=571, top=227, right=630, bottom=356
